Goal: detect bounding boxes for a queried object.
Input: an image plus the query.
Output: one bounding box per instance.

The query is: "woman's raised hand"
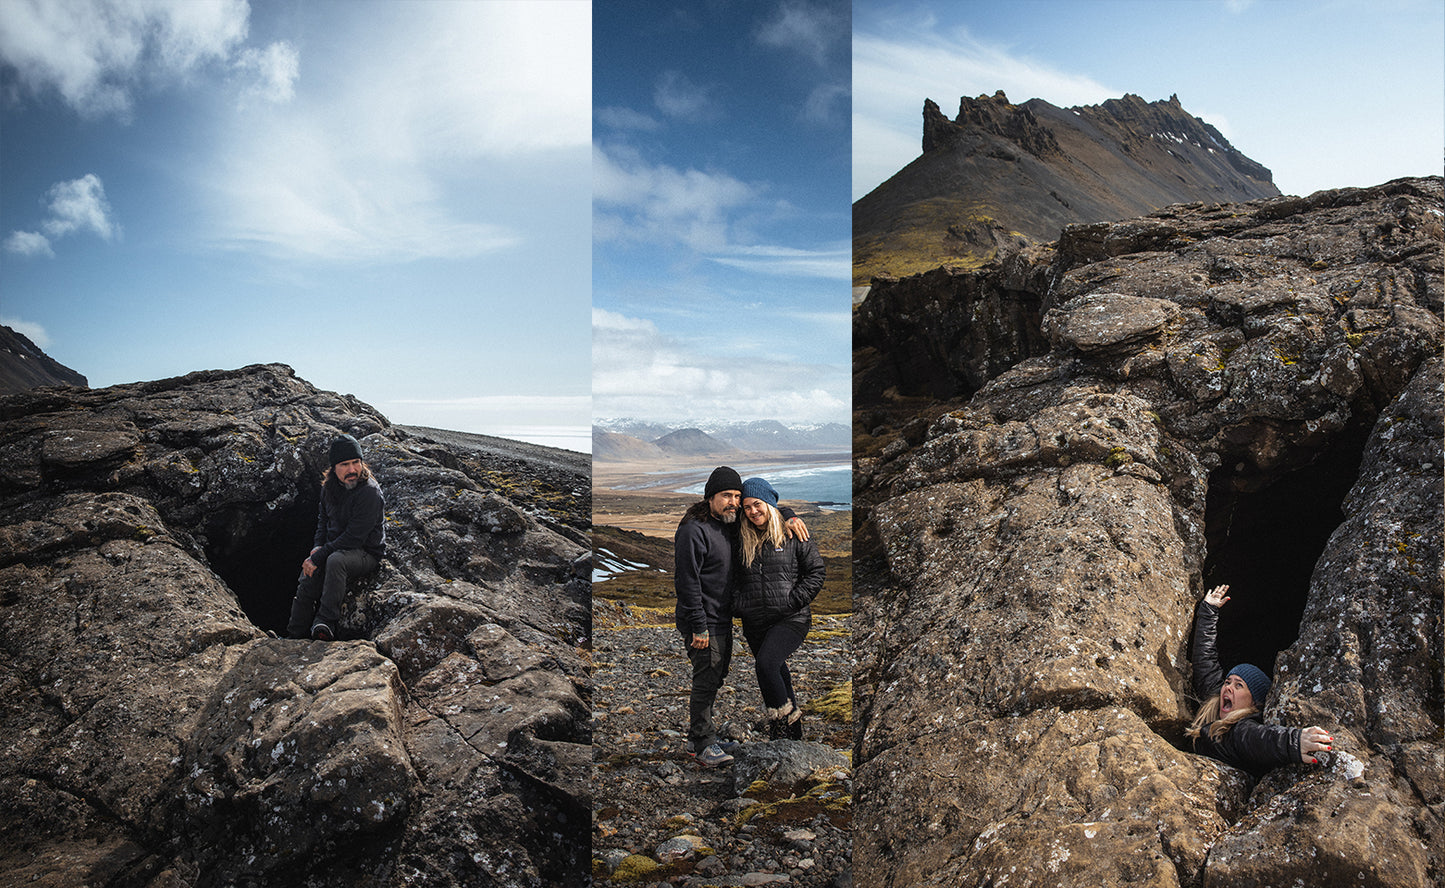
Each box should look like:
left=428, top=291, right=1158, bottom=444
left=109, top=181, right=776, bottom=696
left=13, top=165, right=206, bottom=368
left=1299, top=725, right=1333, bottom=764
left=1204, top=584, right=1231, bottom=607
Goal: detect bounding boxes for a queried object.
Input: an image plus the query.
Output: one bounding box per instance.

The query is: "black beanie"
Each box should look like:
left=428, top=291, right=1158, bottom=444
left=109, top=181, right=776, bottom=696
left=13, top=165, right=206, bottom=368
left=704, top=466, right=743, bottom=499
left=329, top=434, right=363, bottom=466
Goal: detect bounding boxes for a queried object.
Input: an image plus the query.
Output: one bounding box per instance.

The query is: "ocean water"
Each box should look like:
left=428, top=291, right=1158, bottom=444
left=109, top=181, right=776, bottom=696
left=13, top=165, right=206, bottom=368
left=672, top=463, right=851, bottom=510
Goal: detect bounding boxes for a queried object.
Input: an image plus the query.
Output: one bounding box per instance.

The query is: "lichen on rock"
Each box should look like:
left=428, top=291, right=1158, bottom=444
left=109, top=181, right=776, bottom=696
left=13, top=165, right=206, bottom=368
left=854, top=177, right=1443, bottom=886
left=0, top=363, right=591, bottom=886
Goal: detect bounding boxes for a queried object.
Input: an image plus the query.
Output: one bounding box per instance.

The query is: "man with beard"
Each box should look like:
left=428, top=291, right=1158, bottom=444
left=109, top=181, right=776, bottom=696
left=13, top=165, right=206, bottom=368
left=286, top=434, right=385, bottom=641
left=675, top=466, right=806, bottom=766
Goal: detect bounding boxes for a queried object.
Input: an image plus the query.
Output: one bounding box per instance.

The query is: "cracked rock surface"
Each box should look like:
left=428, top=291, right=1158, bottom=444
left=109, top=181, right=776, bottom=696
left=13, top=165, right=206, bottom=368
left=0, top=363, right=590, bottom=887
left=854, top=178, right=1443, bottom=886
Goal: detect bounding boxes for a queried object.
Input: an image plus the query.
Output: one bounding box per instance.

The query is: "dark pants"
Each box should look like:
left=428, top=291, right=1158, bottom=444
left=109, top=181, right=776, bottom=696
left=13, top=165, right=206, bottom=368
left=685, top=628, right=732, bottom=752
left=743, top=620, right=805, bottom=709
left=286, top=548, right=378, bottom=638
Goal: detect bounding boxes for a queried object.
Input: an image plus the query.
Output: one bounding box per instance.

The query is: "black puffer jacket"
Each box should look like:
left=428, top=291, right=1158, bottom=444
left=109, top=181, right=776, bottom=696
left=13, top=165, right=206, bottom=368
left=733, top=536, right=824, bottom=627
left=1191, top=601, right=1300, bottom=777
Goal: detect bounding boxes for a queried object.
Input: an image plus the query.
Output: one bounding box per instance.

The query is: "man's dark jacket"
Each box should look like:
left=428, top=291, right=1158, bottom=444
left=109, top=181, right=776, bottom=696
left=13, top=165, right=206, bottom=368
left=309, top=476, right=385, bottom=567
left=673, top=503, right=797, bottom=638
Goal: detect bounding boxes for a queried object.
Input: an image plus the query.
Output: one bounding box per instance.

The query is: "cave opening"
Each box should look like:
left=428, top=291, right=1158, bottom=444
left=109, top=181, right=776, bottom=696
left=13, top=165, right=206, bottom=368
left=1200, top=421, right=1373, bottom=686
left=203, top=479, right=322, bottom=635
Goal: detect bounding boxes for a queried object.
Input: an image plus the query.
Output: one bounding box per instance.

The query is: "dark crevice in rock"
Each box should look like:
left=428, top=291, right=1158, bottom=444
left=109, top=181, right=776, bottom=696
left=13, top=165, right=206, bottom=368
left=200, top=483, right=320, bottom=635
left=1201, top=419, right=1372, bottom=677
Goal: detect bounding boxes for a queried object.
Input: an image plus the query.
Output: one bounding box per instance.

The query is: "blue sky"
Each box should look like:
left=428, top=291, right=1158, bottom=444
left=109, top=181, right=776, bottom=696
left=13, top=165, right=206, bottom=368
left=592, top=0, right=852, bottom=428
left=1, top=0, right=592, bottom=451
left=854, top=0, right=1445, bottom=201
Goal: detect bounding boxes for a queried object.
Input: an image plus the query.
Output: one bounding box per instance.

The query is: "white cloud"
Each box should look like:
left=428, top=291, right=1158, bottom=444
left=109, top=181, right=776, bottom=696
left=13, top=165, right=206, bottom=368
left=597, top=105, right=662, bottom=132
left=853, top=25, right=1117, bottom=199
left=802, top=81, right=849, bottom=124
left=41, top=174, right=117, bottom=240
left=379, top=394, right=591, bottom=452
left=204, top=1, right=590, bottom=262
left=592, top=307, right=847, bottom=424
left=3, top=231, right=54, bottom=258
left=707, top=244, right=850, bottom=280
left=5, top=173, right=117, bottom=257
left=0, top=0, right=249, bottom=118
left=0, top=316, right=52, bottom=347
left=755, top=0, right=847, bottom=67
left=234, top=40, right=298, bottom=105
left=593, top=144, right=758, bottom=252
left=653, top=69, right=714, bottom=121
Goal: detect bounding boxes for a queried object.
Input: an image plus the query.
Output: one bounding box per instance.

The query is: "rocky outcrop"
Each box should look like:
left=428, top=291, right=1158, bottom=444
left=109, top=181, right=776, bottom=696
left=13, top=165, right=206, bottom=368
left=0, top=364, right=590, bottom=887
left=854, top=91, right=1281, bottom=284
left=853, top=177, right=1443, bottom=886
left=0, top=324, right=87, bottom=393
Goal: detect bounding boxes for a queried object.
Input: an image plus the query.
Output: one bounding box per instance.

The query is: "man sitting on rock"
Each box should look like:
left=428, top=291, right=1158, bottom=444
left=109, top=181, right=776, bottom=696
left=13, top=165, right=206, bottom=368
left=286, top=434, right=385, bottom=641
left=674, top=466, right=807, bottom=767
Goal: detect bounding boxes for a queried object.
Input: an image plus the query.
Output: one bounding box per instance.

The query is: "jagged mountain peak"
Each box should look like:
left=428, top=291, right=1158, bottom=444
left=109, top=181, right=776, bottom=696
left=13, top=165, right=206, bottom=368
left=856, top=90, right=1280, bottom=285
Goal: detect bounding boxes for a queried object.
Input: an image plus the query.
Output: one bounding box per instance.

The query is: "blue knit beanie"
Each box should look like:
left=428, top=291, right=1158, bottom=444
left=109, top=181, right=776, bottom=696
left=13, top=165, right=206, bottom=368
left=740, top=477, right=779, bottom=508
left=1228, top=663, right=1271, bottom=707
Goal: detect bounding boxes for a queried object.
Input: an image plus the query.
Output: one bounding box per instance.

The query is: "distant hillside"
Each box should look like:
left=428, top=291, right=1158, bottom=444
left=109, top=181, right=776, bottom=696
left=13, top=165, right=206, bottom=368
left=592, top=428, right=667, bottom=462
left=653, top=427, right=739, bottom=457
left=707, top=419, right=851, bottom=452
left=0, top=325, right=87, bottom=393
left=593, top=418, right=850, bottom=454
left=854, top=91, right=1281, bottom=284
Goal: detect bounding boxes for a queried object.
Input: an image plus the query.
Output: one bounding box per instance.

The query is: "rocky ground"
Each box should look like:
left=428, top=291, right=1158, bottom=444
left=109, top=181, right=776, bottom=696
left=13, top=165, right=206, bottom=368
left=853, top=178, right=1443, bottom=886
left=592, top=599, right=853, bottom=887
left=0, top=365, right=592, bottom=887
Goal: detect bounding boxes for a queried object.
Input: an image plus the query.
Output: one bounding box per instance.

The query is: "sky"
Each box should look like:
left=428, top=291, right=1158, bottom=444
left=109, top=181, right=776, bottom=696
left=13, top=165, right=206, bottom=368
left=854, top=0, right=1445, bottom=201
left=0, top=0, right=592, bottom=452
left=592, top=0, right=852, bottom=429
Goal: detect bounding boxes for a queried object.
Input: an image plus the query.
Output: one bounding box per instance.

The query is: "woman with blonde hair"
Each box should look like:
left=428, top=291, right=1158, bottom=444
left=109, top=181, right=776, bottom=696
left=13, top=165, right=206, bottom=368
left=734, top=477, right=825, bottom=740
left=1187, top=584, right=1332, bottom=776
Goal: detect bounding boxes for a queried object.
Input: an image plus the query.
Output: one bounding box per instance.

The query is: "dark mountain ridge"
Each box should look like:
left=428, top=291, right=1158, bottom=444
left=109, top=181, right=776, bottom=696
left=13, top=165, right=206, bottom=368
left=0, top=324, right=87, bottom=393
left=854, top=91, right=1281, bottom=283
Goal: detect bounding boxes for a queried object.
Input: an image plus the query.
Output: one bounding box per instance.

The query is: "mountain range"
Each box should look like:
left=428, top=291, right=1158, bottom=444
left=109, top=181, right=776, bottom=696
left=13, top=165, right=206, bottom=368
left=593, top=418, right=850, bottom=461
left=853, top=91, right=1282, bottom=283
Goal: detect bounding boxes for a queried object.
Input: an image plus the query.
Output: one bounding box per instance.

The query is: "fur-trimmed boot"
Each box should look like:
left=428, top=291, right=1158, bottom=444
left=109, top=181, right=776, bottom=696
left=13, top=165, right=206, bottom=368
left=767, top=703, right=794, bottom=740
left=786, top=701, right=803, bottom=740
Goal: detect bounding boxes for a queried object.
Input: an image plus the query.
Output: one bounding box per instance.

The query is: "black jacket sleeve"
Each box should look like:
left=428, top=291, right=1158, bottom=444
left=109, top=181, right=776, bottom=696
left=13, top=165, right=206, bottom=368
left=1191, top=601, right=1225, bottom=700
left=789, top=539, right=825, bottom=611
left=311, top=483, right=385, bottom=565
left=674, top=520, right=710, bottom=636
left=1198, top=717, right=1302, bottom=777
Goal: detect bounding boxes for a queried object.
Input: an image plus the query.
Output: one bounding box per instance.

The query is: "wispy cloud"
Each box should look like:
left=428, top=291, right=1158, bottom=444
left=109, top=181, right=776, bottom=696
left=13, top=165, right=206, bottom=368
left=205, top=1, right=590, bottom=263
left=5, top=173, right=118, bottom=258
left=3, top=231, right=53, bottom=258
left=0, top=316, right=51, bottom=348
left=653, top=69, right=716, bottom=121
left=593, top=144, right=759, bottom=252
left=853, top=23, right=1116, bottom=198
left=233, top=40, right=298, bottom=105
left=755, top=0, right=848, bottom=67
left=0, top=0, right=249, bottom=119
left=596, top=105, right=662, bottom=132
left=592, top=308, right=847, bottom=424
left=707, top=244, right=850, bottom=280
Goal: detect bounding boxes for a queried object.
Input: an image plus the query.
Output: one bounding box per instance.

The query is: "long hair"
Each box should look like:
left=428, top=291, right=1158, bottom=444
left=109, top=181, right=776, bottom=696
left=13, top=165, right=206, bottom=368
left=322, top=460, right=374, bottom=489
left=739, top=501, right=786, bottom=566
left=1185, top=694, right=1259, bottom=744
left=679, top=500, right=713, bottom=527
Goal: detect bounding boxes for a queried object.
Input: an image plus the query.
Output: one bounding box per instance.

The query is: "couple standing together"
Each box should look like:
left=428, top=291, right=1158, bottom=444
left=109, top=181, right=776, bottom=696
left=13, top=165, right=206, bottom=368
left=673, top=466, right=826, bottom=767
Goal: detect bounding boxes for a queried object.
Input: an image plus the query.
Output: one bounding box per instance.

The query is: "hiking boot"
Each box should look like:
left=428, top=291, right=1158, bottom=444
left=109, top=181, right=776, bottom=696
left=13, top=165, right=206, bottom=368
left=692, top=743, right=734, bottom=767
left=311, top=623, right=334, bottom=642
